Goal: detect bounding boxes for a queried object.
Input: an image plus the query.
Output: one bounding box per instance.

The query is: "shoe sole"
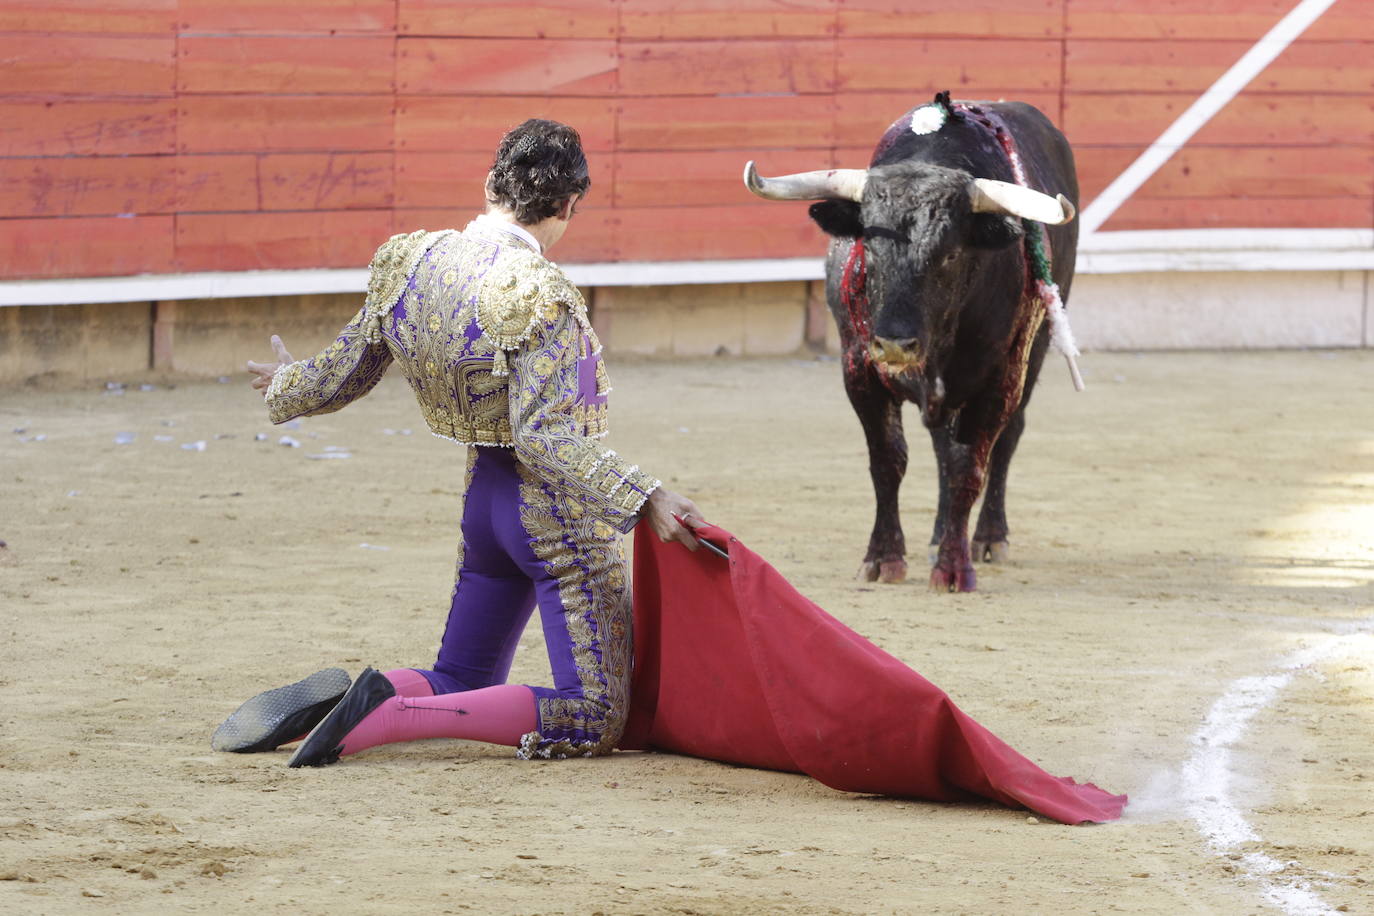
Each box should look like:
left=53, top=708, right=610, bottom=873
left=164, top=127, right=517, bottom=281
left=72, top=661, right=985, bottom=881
left=211, top=668, right=351, bottom=753
left=288, top=667, right=394, bottom=768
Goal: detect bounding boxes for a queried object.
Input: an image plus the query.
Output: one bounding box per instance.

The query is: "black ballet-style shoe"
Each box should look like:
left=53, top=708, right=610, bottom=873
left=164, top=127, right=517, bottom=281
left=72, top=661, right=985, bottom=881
left=287, top=667, right=395, bottom=768
left=211, top=668, right=352, bottom=753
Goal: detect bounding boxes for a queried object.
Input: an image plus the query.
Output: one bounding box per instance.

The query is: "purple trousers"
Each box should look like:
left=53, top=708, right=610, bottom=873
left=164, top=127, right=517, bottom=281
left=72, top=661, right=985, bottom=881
left=409, top=446, right=632, bottom=759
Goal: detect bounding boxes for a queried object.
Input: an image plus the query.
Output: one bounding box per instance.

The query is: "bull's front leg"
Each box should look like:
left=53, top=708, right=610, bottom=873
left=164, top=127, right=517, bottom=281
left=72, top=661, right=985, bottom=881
left=929, top=392, right=1012, bottom=592
left=928, top=432, right=984, bottom=592
left=844, top=361, right=908, bottom=584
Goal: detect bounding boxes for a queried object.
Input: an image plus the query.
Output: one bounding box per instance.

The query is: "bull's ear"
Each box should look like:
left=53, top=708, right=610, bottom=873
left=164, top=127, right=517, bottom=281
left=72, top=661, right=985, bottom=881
left=809, top=200, right=863, bottom=238
left=969, top=214, right=1023, bottom=250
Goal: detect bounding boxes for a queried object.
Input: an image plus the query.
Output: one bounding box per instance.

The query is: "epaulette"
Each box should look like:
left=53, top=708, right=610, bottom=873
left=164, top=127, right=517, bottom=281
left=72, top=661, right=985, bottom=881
left=360, top=229, right=456, bottom=345
left=478, top=249, right=587, bottom=376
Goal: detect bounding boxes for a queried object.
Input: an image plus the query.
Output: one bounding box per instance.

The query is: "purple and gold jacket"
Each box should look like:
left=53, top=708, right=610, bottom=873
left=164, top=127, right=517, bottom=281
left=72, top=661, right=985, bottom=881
left=265, top=221, right=660, bottom=532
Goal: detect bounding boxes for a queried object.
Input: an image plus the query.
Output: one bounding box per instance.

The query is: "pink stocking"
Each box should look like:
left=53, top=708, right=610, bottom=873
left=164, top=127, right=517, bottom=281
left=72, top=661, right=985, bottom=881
left=338, top=684, right=538, bottom=757
left=383, top=668, right=435, bottom=698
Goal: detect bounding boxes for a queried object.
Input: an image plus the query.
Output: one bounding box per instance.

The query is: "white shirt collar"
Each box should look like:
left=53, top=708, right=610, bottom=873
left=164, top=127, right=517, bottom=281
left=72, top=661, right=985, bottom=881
left=471, top=213, right=542, bottom=254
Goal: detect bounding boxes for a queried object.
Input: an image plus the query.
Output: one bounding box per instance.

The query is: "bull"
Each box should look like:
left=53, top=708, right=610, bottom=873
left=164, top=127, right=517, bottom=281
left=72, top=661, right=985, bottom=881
left=744, top=92, right=1081, bottom=592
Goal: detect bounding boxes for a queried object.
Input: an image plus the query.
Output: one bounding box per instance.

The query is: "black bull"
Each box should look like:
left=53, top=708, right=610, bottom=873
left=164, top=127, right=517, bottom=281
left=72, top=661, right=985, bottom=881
left=745, top=95, right=1079, bottom=592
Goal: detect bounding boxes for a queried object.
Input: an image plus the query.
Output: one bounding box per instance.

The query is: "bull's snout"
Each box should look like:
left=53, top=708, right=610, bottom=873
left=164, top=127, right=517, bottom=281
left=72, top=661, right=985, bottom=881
left=869, top=336, right=923, bottom=370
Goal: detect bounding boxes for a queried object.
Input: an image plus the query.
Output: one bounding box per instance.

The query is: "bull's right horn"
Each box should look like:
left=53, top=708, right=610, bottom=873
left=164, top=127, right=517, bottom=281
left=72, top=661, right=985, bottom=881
left=743, top=161, right=868, bottom=202
left=969, top=179, right=1076, bottom=225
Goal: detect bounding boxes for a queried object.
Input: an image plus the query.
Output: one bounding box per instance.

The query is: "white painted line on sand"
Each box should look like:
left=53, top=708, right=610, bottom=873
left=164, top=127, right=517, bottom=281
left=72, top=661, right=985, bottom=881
left=1181, top=618, right=1374, bottom=916
left=1080, top=0, right=1341, bottom=236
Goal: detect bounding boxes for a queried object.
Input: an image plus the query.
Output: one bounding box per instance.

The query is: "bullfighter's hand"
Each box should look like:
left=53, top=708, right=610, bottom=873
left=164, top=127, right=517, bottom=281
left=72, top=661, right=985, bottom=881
left=247, top=335, right=294, bottom=393
left=643, top=488, right=704, bottom=551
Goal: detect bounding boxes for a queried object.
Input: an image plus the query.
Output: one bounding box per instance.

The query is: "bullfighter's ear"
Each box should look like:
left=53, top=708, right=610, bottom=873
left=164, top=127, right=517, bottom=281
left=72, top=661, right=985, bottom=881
left=809, top=200, right=863, bottom=238
left=969, top=213, right=1023, bottom=250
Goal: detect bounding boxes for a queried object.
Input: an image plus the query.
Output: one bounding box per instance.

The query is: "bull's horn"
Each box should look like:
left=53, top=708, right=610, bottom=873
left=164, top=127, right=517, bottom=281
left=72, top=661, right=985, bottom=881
left=969, top=179, right=1075, bottom=225
left=743, top=161, right=867, bottom=202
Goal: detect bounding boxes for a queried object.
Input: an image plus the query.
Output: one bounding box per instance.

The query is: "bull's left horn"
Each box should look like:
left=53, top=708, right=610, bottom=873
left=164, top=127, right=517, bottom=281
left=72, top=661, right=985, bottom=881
left=969, top=179, right=1076, bottom=225
left=744, top=161, right=867, bottom=202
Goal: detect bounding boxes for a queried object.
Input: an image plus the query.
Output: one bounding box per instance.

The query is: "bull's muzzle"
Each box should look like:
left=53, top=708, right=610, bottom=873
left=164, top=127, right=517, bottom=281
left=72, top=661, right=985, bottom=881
left=869, top=336, right=923, bottom=370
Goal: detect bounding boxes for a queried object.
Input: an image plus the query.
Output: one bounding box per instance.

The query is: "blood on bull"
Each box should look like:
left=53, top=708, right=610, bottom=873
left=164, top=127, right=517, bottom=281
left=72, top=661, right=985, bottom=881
left=744, top=91, right=1083, bottom=593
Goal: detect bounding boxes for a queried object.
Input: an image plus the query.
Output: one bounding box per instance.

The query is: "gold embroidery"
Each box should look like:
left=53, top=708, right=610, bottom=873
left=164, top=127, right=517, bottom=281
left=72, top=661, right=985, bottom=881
left=514, top=463, right=632, bottom=759
left=361, top=229, right=455, bottom=345
left=477, top=251, right=588, bottom=354
left=265, top=305, right=394, bottom=424
left=507, top=305, right=660, bottom=532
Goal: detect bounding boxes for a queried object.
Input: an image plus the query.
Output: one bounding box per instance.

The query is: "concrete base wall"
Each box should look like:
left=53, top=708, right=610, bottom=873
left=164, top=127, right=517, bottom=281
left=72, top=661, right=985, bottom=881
left=1071, top=270, right=1372, bottom=350
left=0, top=301, right=152, bottom=384
left=2, top=270, right=1370, bottom=385
left=592, top=281, right=817, bottom=358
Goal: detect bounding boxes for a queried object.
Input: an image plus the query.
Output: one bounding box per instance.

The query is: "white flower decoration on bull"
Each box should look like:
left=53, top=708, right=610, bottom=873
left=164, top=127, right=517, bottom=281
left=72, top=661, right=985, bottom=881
left=909, top=103, right=947, bottom=135
left=742, top=159, right=1084, bottom=392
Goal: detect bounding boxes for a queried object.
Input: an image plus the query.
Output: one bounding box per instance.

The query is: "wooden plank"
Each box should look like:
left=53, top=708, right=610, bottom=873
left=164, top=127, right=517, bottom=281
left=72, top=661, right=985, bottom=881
left=175, top=210, right=393, bottom=271
left=0, top=215, right=173, bottom=279
left=177, top=36, right=395, bottom=94
left=1305, top=0, right=1374, bottom=41
left=1066, top=0, right=1374, bottom=42
left=615, top=149, right=840, bottom=208
left=1064, top=92, right=1374, bottom=147
left=1074, top=147, right=1138, bottom=201
left=0, top=0, right=174, bottom=34
left=833, top=90, right=1065, bottom=149
left=1097, top=146, right=1373, bottom=199
left=615, top=204, right=828, bottom=260
left=0, top=35, right=174, bottom=95
left=0, top=100, right=175, bottom=157
left=395, top=151, right=611, bottom=210
left=399, top=0, right=616, bottom=38
left=1066, top=0, right=1294, bottom=41
left=1252, top=40, right=1374, bottom=93
left=178, top=0, right=395, bottom=33
left=619, top=0, right=836, bottom=39
left=839, top=0, right=1062, bottom=39
left=396, top=96, right=616, bottom=152
left=398, top=37, right=617, bottom=95
left=176, top=155, right=259, bottom=212
left=837, top=39, right=1062, bottom=93
left=620, top=39, right=833, bottom=96
left=0, top=156, right=174, bottom=218
left=618, top=94, right=836, bottom=151
left=258, top=153, right=395, bottom=211
left=1066, top=39, right=1374, bottom=94
left=178, top=96, right=394, bottom=153
left=1099, top=196, right=1373, bottom=232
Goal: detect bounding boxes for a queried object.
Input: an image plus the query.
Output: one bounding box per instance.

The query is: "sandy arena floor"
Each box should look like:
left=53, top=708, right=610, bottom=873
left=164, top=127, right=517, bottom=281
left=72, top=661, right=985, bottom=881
left=1, top=349, right=1372, bottom=914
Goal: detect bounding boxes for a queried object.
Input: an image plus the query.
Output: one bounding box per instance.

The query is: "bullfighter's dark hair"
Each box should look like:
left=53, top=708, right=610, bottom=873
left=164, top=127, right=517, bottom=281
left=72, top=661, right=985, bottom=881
left=487, top=119, right=591, bottom=224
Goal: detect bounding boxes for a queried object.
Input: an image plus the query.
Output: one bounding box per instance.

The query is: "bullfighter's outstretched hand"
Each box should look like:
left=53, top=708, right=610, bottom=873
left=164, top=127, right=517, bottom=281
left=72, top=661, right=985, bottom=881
left=247, top=335, right=294, bottom=393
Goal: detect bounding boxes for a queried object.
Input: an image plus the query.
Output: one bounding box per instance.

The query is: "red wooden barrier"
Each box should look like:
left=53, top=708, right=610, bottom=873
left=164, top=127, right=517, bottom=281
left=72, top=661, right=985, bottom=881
left=1, top=0, right=1371, bottom=279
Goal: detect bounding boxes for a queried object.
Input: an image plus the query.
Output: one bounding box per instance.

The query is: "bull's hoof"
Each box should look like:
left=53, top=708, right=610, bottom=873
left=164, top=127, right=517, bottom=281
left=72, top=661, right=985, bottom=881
left=879, top=558, right=907, bottom=583
left=929, top=563, right=977, bottom=593
left=971, top=539, right=1010, bottom=563
left=858, top=558, right=908, bottom=584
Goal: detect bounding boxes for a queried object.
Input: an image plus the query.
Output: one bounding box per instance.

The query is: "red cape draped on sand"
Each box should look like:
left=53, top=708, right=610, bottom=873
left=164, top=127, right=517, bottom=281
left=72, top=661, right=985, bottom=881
left=620, top=523, right=1126, bottom=825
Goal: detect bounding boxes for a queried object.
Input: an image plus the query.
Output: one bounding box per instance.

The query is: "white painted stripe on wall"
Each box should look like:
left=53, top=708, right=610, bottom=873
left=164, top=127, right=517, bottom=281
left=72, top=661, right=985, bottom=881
left=3, top=233, right=1373, bottom=307
left=1078, top=0, right=1342, bottom=236
left=0, top=258, right=824, bottom=307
